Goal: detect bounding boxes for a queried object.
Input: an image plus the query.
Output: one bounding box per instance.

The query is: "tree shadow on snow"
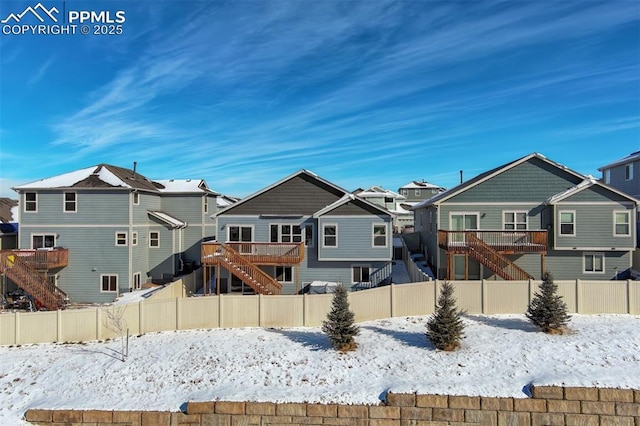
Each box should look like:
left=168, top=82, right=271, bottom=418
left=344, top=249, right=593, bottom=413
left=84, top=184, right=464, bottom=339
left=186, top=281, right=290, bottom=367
left=362, top=326, right=434, bottom=350
left=467, top=315, right=537, bottom=332
left=266, top=329, right=333, bottom=351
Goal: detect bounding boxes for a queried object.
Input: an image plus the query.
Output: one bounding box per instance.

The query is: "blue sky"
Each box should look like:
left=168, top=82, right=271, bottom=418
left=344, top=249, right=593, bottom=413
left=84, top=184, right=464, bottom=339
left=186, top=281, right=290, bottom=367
left=1, top=0, right=639, bottom=198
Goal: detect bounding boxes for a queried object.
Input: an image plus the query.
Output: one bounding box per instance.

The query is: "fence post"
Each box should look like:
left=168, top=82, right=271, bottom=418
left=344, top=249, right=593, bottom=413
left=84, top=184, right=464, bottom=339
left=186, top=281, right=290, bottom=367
left=57, top=309, right=62, bottom=342
left=96, top=308, right=101, bottom=341
left=15, top=311, right=20, bottom=346
left=176, top=298, right=181, bottom=331
left=627, top=279, right=632, bottom=315
left=139, top=301, right=144, bottom=335
left=303, top=294, right=307, bottom=326
left=390, top=284, right=395, bottom=317
left=481, top=279, right=487, bottom=314
left=576, top=279, right=582, bottom=314
left=219, top=294, right=223, bottom=328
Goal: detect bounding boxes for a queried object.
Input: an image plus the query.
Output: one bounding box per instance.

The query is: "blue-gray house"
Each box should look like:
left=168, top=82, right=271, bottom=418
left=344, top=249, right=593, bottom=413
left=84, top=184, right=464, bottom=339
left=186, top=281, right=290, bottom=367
left=411, top=153, right=638, bottom=281
left=201, top=170, right=393, bottom=295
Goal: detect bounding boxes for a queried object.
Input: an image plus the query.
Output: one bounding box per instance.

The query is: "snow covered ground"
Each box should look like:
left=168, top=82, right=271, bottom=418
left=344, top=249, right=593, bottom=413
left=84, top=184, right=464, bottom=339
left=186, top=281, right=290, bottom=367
left=1, top=314, right=639, bottom=425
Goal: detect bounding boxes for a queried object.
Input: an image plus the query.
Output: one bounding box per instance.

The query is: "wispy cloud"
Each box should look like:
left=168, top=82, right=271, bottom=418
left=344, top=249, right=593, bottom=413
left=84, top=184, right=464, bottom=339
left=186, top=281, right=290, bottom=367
left=39, top=0, right=640, bottom=194
left=27, top=57, right=54, bottom=87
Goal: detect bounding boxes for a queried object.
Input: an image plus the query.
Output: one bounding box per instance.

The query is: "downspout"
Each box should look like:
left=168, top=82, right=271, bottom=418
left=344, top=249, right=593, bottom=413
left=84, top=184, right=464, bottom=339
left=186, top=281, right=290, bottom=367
left=128, top=191, right=134, bottom=291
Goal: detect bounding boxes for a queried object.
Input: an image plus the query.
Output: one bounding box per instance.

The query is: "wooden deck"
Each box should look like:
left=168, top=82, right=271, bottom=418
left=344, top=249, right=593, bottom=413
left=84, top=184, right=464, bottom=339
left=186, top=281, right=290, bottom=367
left=201, top=242, right=305, bottom=265
left=5, top=248, right=69, bottom=270
left=438, top=230, right=547, bottom=255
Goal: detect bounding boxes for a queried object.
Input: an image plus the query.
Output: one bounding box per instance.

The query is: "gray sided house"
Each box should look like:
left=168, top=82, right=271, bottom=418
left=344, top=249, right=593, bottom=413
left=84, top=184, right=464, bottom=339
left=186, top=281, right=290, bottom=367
left=599, top=151, right=640, bottom=198
left=353, top=186, right=409, bottom=233
left=412, top=153, right=637, bottom=281
left=202, top=170, right=393, bottom=295
left=10, top=164, right=219, bottom=305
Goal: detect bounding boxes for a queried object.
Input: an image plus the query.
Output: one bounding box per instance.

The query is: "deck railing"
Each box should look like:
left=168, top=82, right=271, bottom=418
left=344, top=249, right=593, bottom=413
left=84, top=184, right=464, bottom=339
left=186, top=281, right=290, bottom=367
left=200, top=243, right=282, bottom=295
left=202, top=242, right=304, bottom=265
left=438, top=230, right=547, bottom=254
left=0, top=251, right=68, bottom=310
left=8, top=248, right=69, bottom=269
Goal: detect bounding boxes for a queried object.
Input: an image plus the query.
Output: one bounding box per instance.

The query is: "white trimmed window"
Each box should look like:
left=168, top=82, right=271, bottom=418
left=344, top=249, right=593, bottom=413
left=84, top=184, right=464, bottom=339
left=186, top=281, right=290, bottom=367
left=414, top=189, right=421, bottom=196
left=32, top=234, right=55, bottom=249
left=64, top=192, right=77, bottom=212
left=270, top=224, right=303, bottom=243
left=132, top=231, right=138, bottom=246
left=352, top=265, right=370, bottom=283
left=322, top=224, right=337, bottom=247
left=101, top=274, right=118, bottom=292
left=115, top=232, right=128, bottom=246
left=603, top=169, right=611, bottom=184
left=625, top=163, right=634, bottom=181
left=149, top=231, right=160, bottom=247
left=401, top=189, right=408, bottom=196
left=24, top=192, right=37, bottom=212
left=614, top=211, right=631, bottom=236
left=584, top=253, right=604, bottom=273
left=133, top=192, right=140, bottom=205
left=503, top=211, right=527, bottom=230
left=373, top=224, right=387, bottom=247
left=559, top=211, right=575, bottom=236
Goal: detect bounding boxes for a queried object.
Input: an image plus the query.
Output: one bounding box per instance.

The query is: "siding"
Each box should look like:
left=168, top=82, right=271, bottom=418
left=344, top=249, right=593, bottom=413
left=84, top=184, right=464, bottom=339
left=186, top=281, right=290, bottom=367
left=317, top=216, right=392, bottom=261
left=604, top=159, right=640, bottom=198
left=19, top=190, right=129, bottom=226
left=552, top=203, right=635, bottom=249
left=219, top=174, right=344, bottom=216
left=447, top=157, right=583, bottom=203
left=545, top=250, right=631, bottom=280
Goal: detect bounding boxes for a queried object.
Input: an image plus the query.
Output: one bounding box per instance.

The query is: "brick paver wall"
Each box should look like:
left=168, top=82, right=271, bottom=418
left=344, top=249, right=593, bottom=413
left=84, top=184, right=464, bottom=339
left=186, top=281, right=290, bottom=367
left=25, top=386, right=640, bottom=425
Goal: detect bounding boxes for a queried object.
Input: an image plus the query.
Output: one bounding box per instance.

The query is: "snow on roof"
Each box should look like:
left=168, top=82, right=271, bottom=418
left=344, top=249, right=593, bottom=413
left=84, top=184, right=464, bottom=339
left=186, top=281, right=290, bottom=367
left=546, top=175, right=639, bottom=205
left=598, top=151, right=640, bottom=171
left=13, top=166, right=119, bottom=189
left=356, top=186, right=406, bottom=200
left=398, top=180, right=444, bottom=190
left=154, top=179, right=217, bottom=194
left=148, top=211, right=187, bottom=228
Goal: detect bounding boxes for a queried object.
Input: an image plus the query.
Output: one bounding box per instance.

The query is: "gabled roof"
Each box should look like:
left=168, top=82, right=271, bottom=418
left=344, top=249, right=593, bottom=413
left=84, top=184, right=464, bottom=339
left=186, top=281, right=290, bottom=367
left=13, top=164, right=161, bottom=192
left=399, top=180, right=445, bottom=190
left=313, top=193, right=392, bottom=218
left=213, top=169, right=390, bottom=218
left=148, top=211, right=187, bottom=228
left=598, top=151, right=640, bottom=171
left=154, top=179, right=218, bottom=195
left=410, top=153, right=586, bottom=210
left=216, top=194, right=240, bottom=208
left=546, top=176, right=639, bottom=205
left=354, top=186, right=406, bottom=200
left=12, top=164, right=218, bottom=195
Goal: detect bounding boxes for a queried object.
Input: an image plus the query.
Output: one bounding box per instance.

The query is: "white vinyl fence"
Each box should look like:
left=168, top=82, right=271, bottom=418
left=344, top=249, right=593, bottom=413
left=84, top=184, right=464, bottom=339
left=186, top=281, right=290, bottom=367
left=0, top=278, right=638, bottom=346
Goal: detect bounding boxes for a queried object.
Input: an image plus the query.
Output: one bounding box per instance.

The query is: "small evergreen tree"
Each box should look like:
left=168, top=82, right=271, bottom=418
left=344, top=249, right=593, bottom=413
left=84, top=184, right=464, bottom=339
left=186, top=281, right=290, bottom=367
left=322, top=284, right=359, bottom=351
left=426, top=281, right=465, bottom=351
left=526, top=272, right=570, bottom=334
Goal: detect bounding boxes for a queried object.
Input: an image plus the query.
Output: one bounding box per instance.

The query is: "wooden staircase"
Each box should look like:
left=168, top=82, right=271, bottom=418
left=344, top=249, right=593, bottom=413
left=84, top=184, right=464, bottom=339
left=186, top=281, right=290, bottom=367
left=466, top=233, right=533, bottom=281
left=206, top=244, right=283, bottom=295
left=0, top=251, right=68, bottom=310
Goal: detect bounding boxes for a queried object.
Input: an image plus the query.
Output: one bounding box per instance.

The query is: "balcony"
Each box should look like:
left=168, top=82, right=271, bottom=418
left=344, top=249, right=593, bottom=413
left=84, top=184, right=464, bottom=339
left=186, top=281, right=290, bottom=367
left=7, top=248, right=69, bottom=270
left=438, top=230, right=547, bottom=255
left=201, top=242, right=305, bottom=265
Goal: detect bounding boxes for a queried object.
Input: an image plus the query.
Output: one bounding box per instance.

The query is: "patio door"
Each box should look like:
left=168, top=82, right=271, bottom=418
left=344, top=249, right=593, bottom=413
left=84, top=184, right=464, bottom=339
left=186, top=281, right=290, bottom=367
left=228, top=226, right=253, bottom=254
left=450, top=213, right=479, bottom=243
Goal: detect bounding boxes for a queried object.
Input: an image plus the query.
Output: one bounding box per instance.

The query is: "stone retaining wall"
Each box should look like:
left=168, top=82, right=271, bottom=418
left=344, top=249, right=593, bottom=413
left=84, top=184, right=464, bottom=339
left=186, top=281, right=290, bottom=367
left=25, top=386, right=640, bottom=425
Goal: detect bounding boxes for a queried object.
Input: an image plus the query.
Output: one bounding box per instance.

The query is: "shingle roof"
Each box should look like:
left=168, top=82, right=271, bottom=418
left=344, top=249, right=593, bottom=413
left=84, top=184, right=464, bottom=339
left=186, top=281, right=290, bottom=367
left=0, top=198, right=18, bottom=223
left=598, top=151, right=640, bottom=171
